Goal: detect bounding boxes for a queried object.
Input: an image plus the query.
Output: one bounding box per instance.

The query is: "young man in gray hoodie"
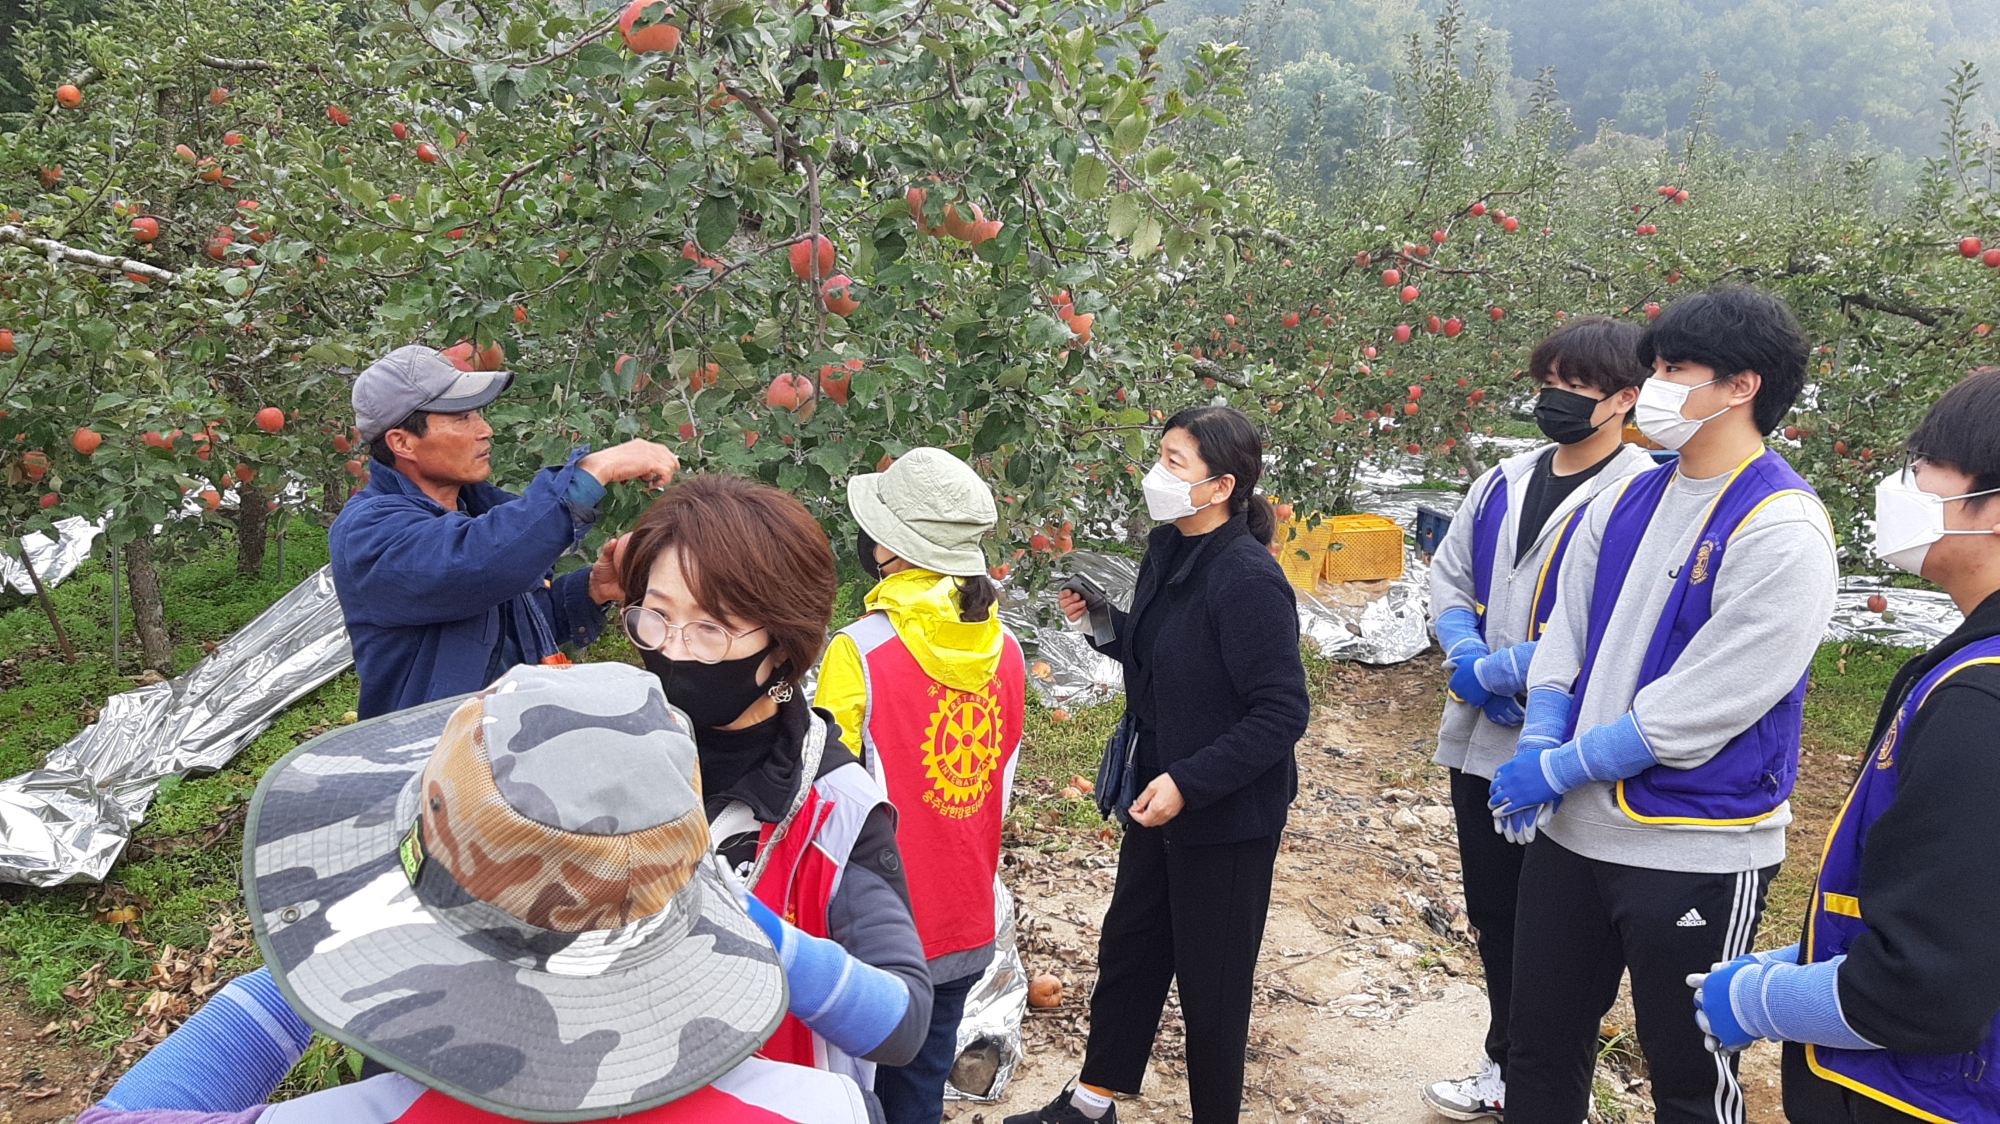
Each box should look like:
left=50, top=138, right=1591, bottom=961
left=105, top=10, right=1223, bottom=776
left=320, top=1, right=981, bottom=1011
left=1422, top=317, right=1655, bottom=1121
left=1488, top=287, right=1838, bottom=1124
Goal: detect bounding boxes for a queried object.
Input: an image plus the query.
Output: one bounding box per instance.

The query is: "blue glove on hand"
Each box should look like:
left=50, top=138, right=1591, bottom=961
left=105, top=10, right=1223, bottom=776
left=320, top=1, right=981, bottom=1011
left=1480, top=694, right=1525, bottom=726
left=1490, top=748, right=1563, bottom=815
left=1474, top=641, right=1538, bottom=699
left=1689, top=950, right=1878, bottom=1055
left=1690, top=955, right=1762, bottom=1052
left=1450, top=658, right=1493, bottom=707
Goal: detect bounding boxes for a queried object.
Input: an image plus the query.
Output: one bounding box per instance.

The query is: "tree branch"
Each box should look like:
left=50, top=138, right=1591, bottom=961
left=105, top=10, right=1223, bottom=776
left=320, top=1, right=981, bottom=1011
left=1837, top=292, right=1956, bottom=327
left=1190, top=358, right=1251, bottom=390
left=0, top=225, right=178, bottom=281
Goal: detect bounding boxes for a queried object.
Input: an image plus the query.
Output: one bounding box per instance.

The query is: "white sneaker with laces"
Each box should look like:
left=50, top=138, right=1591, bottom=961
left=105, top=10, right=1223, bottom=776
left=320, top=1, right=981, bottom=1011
left=1422, top=1056, right=1505, bottom=1121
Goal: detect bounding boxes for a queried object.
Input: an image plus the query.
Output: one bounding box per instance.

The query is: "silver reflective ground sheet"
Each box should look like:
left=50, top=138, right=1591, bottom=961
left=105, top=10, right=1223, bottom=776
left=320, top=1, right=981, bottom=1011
left=944, top=877, right=1028, bottom=1101
left=0, top=566, right=352, bottom=886
left=0, top=515, right=101, bottom=595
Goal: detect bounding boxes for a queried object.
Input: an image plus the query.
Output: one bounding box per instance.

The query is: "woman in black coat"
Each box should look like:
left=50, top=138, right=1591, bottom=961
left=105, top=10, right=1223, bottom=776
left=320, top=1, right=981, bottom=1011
left=1007, top=406, right=1311, bottom=1124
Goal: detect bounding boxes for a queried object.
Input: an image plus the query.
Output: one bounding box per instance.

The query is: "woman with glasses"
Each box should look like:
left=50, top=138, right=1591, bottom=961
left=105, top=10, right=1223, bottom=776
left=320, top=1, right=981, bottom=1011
left=611, top=474, right=934, bottom=1090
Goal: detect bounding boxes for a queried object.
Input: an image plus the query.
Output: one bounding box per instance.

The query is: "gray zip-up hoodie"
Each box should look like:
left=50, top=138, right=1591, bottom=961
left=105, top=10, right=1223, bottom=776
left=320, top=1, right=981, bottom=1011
left=1526, top=455, right=1838, bottom=873
left=1430, top=443, right=1656, bottom=779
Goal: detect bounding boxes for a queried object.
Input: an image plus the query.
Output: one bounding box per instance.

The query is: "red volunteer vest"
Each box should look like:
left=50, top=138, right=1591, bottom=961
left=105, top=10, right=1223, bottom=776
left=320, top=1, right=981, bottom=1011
left=250, top=1057, right=872, bottom=1123
left=741, top=715, right=890, bottom=1085
left=838, top=612, right=1025, bottom=961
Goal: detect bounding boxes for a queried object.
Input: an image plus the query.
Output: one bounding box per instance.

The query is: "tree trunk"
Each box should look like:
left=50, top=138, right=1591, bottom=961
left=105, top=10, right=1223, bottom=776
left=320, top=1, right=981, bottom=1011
left=236, top=483, right=269, bottom=575
left=124, top=535, right=175, bottom=674
left=318, top=470, right=348, bottom=524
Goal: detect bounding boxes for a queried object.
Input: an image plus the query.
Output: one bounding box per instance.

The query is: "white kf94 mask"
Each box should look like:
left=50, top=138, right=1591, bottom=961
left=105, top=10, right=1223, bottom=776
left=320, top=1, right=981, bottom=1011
left=1633, top=376, right=1729, bottom=451
left=1872, top=467, right=2000, bottom=576
left=1142, top=462, right=1218, bottom=522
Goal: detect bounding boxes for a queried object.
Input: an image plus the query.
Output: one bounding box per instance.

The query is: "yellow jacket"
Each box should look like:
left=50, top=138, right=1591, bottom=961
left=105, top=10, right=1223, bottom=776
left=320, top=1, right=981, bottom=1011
left=816, top=569, right=1008, bottom=750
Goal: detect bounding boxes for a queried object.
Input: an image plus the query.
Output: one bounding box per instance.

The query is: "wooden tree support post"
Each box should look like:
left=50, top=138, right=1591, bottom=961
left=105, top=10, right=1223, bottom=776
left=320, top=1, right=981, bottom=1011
left=110, top=540, right=121, bottom=671
left=17, top=541, right=77, bottom=662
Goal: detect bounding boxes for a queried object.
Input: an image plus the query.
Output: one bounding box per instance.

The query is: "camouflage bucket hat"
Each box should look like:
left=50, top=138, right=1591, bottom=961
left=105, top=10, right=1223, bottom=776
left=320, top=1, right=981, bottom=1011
left=243, top=662, right=787, bottom=1122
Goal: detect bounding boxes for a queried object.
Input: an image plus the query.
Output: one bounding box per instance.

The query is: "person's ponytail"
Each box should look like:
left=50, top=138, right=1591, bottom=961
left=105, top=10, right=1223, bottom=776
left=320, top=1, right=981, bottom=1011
left=957, top=575, right=999, bottom=623
left=1160, top=405, right=1275, bottom=546
left=1244, top=493, right=1276, bottom=546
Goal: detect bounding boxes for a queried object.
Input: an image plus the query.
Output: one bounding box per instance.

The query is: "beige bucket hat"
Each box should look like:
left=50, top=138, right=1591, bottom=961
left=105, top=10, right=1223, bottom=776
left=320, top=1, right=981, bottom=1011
left=847, top=447, right=997, bottom=577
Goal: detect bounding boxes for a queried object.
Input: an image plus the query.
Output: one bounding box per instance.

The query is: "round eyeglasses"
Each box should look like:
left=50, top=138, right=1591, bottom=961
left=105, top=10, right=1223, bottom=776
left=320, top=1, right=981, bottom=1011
left=620, top=605, right=762, bottom=663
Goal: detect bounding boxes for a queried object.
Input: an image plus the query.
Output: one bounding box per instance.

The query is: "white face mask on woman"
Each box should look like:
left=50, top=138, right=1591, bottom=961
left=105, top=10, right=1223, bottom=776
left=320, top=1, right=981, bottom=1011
left=1872, top=466, right=2000, bottom=576
left=1633, top=376, right=1730, bottom=450
left=1142, top=461, right=1218, bottom=522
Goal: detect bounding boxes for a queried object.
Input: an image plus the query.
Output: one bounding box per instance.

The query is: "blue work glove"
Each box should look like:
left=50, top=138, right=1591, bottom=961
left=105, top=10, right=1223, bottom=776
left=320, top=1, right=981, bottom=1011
left=1450, top=658, right=1493, bottom=707
left=1692, top=955, right=1762, bottom=1052
left=1490, top=748, right=1563, bottom=815
left=1480, top=694, right=1525, bottom=727
left=1690, top=950, right=1879, bottom=1055
left=1474, top=641, right=1538, bottom=699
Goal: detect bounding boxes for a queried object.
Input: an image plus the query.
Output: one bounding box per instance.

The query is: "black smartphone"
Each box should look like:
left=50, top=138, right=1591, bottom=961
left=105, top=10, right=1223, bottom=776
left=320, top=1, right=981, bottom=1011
left=1059, top=573, right=1116, bottom=645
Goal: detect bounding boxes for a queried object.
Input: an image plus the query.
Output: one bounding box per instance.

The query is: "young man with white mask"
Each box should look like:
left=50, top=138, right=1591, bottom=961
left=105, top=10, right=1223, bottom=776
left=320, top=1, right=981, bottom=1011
left=1688, top=366, right=2000, bottom=1124
left=1421, top=317, right=1656, bottom=1122
left=1487, top=286, right=1839, bottom=1124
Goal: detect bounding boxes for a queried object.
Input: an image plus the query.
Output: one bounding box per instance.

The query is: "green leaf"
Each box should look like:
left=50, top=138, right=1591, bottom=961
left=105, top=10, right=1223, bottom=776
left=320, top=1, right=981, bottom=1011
left=695, top=192, right=737, bottom=252
left=995, top=282, right=1033, bottom=318
left=1106, top=193, right=1141, bottom=240
left=1131, top=216, right=1162, bottom=261
left=1070, top=153, right=1108, bottom=200
left=1112, top=113, right=1150, bottom=156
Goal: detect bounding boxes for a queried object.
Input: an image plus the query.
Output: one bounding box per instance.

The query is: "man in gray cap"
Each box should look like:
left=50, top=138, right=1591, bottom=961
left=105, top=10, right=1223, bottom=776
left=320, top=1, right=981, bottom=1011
left=331, top=344, right=679, bottom=720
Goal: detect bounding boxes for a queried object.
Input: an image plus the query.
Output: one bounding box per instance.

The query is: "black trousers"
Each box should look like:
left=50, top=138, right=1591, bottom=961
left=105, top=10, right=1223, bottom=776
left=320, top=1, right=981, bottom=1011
left=1080, top=822, right=1281, bottom=1124
left=1507, top=835, right=1777, bottom=1124
left=1449, top=768, right=1526, bottom=1075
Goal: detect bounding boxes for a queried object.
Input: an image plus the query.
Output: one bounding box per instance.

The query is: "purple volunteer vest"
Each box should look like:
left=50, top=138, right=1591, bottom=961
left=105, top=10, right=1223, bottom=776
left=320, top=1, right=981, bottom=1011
left=1565, top=449, right=1820, bottom=825
left=1468, top=470, right=1587, bottom=644
left=1802, top=635, right=2000, bottom=1124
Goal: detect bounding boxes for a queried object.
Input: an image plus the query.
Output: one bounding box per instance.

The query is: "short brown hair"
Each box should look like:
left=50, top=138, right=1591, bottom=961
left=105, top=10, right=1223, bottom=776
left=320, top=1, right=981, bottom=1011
left=617, top=475, right=837, bottom=680
left=1524, top=316, right=1648, bottom=397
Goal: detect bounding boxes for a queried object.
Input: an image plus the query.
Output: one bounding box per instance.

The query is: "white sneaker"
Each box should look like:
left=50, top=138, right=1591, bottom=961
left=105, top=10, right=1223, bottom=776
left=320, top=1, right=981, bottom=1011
left=1422, top=1057, right=1505, bottom=1121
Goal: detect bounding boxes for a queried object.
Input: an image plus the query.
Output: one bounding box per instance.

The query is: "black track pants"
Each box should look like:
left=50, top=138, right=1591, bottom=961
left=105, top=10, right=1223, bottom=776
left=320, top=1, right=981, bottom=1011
left=1449, top=767, right=1527, bottom=1075
left=1505, top=834, right=1777, bottom=1124
left=1079, top=822, right=1281, bottom=1124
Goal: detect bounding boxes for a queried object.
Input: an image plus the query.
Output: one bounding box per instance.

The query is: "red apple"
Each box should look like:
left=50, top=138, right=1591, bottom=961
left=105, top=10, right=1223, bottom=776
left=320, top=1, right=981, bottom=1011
left=789, top=234, right=836, bottom=281
left=256, top=406, right=285, bottom=433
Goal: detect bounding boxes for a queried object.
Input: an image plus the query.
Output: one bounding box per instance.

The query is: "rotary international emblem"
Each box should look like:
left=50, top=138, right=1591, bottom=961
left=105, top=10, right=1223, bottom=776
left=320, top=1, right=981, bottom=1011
left=921, top=687, right=1004, bottom=819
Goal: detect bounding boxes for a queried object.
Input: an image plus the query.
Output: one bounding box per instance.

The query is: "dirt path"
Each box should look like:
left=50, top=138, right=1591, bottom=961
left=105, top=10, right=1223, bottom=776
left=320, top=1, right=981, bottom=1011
left=979, top=655, right=1790, bottom=1124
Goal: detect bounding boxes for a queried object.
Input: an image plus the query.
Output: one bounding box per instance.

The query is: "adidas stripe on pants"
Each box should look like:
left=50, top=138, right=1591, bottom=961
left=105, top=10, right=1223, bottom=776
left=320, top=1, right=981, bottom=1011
left=1504, top=835, right=1778, bottom=1124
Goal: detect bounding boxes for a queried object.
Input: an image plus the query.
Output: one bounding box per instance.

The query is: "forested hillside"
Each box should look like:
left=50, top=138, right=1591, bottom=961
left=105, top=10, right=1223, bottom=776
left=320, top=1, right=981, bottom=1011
left=1158, top=0, right=2000, bottom=162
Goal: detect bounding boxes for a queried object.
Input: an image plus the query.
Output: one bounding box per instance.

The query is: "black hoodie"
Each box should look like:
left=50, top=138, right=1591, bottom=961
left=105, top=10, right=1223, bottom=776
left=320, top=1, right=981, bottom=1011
left=1784, top=588, right=2000, bottom=1123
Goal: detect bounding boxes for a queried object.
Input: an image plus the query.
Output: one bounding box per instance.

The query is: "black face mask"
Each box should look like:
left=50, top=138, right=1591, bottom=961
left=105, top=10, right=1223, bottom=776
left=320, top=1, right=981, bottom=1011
left=640, top=644, right=781, bottom=731
left=856, top=526, right=892, bottom=582
left=1534, top=387, right=1612, bottom=446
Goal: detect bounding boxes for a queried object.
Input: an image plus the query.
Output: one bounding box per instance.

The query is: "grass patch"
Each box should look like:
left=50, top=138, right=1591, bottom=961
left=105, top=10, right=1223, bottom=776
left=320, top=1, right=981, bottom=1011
left=0, top=518, right=360, bottom=1045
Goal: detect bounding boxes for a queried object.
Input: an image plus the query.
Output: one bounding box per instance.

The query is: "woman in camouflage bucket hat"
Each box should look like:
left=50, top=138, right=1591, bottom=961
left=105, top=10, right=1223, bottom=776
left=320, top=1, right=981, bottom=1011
left=77, top=663, right=883, bottom=1124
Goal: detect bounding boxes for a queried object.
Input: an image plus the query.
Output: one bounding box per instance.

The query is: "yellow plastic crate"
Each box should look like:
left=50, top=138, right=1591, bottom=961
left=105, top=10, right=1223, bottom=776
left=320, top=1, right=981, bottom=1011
left=1321, top=513, right=1405, bottom=583
left=1273, top=518, right=1334, bottom=590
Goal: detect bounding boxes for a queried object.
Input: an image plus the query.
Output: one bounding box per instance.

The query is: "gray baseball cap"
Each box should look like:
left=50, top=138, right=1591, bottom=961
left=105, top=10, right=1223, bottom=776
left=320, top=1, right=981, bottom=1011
left=353, top=344, right=514, bottom=443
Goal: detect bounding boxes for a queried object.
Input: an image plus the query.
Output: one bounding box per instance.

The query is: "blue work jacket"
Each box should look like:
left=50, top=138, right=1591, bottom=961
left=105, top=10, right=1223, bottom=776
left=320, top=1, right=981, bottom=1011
left=329, top=451, right=608, bottom=719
